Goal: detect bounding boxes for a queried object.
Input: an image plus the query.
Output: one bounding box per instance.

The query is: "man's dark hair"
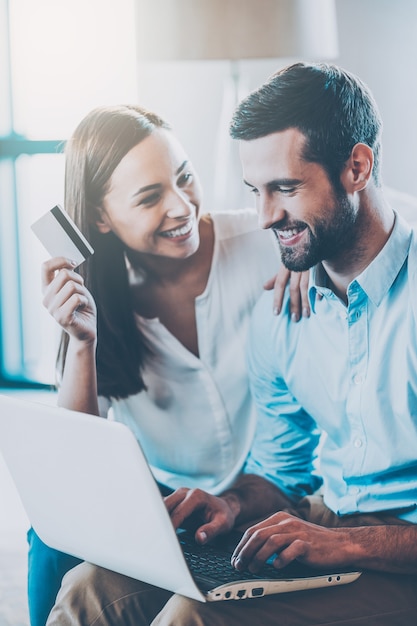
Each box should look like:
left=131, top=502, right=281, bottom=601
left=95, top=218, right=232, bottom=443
left=230, top=62, right=383, bottom=187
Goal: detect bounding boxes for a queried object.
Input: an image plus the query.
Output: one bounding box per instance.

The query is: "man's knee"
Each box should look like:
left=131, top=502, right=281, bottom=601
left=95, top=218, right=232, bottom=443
left=47, top=563, right=172, bottom=626
left=152, top=594, right=223, bottom=626
left=47, top=563, right=111, bottom=625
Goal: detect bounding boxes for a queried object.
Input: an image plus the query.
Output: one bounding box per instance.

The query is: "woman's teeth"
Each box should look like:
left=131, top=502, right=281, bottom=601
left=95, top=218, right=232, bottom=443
left=161, top=223, right=192, bottom=238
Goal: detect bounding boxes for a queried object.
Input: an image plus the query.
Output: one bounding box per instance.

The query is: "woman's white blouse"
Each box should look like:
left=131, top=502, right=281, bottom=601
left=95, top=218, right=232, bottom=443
left=101, top=209, right=280, bottom=494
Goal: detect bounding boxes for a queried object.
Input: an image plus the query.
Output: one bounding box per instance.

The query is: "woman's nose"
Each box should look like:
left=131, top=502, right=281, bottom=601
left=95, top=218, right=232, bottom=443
left=165, top=189, right=193, bottom=218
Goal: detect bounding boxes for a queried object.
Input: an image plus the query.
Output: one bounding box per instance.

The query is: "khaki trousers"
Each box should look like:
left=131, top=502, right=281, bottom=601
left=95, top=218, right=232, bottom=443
left=46, top=496, right=417, bottom=626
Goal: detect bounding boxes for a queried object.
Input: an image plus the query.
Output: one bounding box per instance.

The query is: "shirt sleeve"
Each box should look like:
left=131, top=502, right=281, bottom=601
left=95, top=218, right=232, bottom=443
left=98, top=395, right=111, bottom=418
left=243, top=292, right=322, bottom=502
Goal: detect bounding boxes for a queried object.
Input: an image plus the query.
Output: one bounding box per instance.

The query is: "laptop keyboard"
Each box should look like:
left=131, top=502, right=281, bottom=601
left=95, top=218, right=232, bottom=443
left=178, top=531, right=291, bottom=583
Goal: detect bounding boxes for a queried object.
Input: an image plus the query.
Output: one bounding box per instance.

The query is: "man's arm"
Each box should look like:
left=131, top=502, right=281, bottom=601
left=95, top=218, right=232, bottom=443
left=167, top=292, right=320, bottom=542
left=167, top=481, right=417, bottom=573
left=165, top=473, right=295, bottom=543
left=222, top=474, right=297, bottom=526
left=243, top=291, right=322, bottom=500
left=230, top=511, right=417, bottom=575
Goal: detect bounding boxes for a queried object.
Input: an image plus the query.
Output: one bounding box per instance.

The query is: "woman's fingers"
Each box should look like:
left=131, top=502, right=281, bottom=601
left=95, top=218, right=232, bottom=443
left=299, top=270, right=311, bottom=318
left=40, top=257, right=96, bottom=341
left=41, top=257, right=78, bottom=292
left=264, top=266, right=291, bottom=315
left=265, top=267, right=310, bottom=321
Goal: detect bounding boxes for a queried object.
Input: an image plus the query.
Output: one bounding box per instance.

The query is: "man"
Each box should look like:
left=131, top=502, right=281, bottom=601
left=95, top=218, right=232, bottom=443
left=47, top=63, right=417, bottom=625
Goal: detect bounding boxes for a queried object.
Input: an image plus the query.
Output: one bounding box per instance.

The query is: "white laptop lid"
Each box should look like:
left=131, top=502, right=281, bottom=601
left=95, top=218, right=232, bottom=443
left=0, top=393, right=362, bottom=603
left=0, top=394, right=205, bottom=602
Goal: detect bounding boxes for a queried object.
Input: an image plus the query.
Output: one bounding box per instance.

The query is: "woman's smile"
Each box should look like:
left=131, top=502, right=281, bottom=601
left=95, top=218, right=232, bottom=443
left=159, top=218, right=195, bottom=240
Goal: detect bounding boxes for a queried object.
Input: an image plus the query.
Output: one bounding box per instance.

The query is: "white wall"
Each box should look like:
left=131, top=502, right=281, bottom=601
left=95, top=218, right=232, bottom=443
left=336, top=0, right=417, bottom=198
left=135, top=0, right=417, bottom=213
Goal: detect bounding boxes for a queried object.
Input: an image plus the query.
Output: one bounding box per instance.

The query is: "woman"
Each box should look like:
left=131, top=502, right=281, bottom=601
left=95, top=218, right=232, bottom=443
left=30, top=104, right=309, bottom=625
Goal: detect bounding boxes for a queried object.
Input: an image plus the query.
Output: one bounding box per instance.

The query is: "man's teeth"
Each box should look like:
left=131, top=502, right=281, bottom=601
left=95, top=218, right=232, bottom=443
left=278, top=228, right=301, bottom=239
left=161, top=223, right=192, bottom=238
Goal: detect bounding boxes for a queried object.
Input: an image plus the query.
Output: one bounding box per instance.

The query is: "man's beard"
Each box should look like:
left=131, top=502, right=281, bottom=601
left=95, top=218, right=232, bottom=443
left=276, top=191, right=357, bottom=272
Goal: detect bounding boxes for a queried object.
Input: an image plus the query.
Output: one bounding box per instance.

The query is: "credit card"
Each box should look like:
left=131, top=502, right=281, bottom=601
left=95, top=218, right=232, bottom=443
left=31, top=204, right=94, bottom=267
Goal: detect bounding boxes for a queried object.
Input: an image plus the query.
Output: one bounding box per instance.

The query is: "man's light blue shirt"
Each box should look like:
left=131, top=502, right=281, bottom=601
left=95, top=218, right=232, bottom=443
left=244, top=213, right=417, bottom=523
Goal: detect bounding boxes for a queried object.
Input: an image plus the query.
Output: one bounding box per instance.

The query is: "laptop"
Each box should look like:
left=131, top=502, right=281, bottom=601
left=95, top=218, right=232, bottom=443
left=0, top=393, right=361, bottom=602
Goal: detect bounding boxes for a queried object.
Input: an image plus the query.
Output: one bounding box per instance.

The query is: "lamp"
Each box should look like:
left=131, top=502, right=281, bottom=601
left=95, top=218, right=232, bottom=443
left=135, top=0, right=339, bottom=209
left=136, top=0, right=339, bottom=61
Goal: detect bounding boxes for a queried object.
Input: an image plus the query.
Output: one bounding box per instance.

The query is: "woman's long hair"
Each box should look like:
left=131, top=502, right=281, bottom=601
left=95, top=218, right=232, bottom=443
left=57, top=105, right=170, bottom=399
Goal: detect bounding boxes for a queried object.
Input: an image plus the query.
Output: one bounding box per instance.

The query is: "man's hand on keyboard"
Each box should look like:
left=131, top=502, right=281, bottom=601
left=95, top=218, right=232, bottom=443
left=165, top=488, right=238, bottom=544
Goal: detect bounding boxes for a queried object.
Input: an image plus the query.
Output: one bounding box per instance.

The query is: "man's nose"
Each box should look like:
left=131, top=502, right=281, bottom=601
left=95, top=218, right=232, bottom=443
left=257, top=196, right=285, bottom=230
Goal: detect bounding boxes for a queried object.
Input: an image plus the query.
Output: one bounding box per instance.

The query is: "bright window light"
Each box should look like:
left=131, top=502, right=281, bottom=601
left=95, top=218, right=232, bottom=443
left=9, top=0, right=138, bottom=138
left=2, top=0, right=138, bottom=384
left=17, top=154, right=65, bottom=383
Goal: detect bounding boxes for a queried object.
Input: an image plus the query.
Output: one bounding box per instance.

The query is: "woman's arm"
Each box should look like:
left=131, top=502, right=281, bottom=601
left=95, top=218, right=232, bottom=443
left=57, top=336, right=99, bottom=415
left=41, top=257, right=100, bottom=416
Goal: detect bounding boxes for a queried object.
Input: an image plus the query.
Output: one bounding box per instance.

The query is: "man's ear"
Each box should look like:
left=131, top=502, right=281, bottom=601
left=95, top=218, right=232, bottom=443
left=95, top=208, right=112, bottom=234
left=340, top=143, right=374, bottom=193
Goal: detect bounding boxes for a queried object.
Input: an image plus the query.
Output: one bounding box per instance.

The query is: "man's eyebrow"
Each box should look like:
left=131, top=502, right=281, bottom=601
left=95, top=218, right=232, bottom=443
left=132, top=161, right=189, bottom=197
left=267, top=178, right=301, bottom=189
left=243, top=178, right=301, bottom=189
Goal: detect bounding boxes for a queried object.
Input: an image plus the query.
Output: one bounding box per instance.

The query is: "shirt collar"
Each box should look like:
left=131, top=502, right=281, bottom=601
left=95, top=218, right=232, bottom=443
left=308, top=212, right=413, bottom=311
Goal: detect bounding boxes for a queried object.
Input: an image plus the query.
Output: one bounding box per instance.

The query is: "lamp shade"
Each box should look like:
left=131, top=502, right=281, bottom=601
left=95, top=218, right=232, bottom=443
left=136, top=0, right=339, bottom=61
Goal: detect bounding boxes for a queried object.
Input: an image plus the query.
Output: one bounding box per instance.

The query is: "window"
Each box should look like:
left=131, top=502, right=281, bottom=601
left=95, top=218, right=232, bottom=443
left=0, top=0, right=138, bottom=386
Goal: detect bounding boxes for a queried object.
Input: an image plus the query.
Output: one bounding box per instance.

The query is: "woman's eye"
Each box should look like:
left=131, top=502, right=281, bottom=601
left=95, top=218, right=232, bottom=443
left=140, top=192, right=161, bottom=206
left=178, top=172, right=193, bottom=186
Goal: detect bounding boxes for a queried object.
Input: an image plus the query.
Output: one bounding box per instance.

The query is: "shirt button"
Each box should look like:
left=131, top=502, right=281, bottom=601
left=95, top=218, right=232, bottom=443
left=354, top=438, right=363, bottom=448
left=348, top=486, right=360, bottom=495
left=353, top=374, right=363, bottom=385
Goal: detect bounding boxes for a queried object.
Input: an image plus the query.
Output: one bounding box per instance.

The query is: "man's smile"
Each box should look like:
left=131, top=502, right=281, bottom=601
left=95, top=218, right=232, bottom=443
left=273, top=225, right=308, bottom=246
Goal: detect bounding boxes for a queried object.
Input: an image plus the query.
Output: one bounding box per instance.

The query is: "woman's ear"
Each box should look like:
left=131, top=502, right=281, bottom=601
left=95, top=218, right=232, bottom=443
left=340, top=143, right=374, bottom=193
left=95, top=208, right=112, bottom=234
